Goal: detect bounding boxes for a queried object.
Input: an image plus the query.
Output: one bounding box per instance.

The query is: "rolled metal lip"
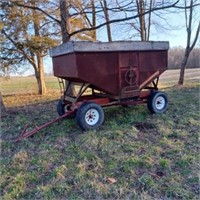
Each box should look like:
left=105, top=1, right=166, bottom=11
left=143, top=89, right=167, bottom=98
left=49, top=41, right=169, bottom=57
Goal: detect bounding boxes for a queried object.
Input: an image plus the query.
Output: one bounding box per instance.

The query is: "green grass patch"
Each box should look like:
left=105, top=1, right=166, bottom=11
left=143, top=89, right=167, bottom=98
left=1, top=74, right=200, bottom=199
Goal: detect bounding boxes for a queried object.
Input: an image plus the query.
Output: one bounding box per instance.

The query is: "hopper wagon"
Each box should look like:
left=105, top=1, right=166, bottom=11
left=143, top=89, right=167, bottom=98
left=17, top=41, right=169, bottom=141
left=50, top=41, right=169, bottom=130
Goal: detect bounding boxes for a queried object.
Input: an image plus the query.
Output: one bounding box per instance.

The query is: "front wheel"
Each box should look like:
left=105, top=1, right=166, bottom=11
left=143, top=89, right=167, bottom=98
left=147, top=91, right=168, bottom=114
left=76, top=102, right=104, bottom=131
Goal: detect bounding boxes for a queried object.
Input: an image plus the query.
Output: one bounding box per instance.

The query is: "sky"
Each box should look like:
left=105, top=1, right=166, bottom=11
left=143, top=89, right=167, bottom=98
left=42, top=11, right=199, bottom=76
left=19, top=4, right=200, bottom=76
left=26, top=24, right=199, bottom=76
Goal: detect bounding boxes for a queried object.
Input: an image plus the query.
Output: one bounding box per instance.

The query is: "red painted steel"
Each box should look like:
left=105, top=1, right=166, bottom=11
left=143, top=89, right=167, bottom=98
left=53, top=50, right=168, bottom=99
left=16, top=110, right=75, bottom=142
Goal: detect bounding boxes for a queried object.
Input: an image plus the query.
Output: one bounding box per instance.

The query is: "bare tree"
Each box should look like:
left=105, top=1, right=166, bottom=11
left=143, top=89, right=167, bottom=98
left=136, top=0, right=146, bottom=41
left=32, top=1, right=47, bottom=94
left=91, top=0, right=97, bottom=41
left=69, top=1, right=181, bottom=37
left=100, top=0, right=112, bottom=41
left=59, top=0, right=70, bottom=43
left=178, top=0, right=200, bottom=85
left=168, top=47, right=200, bottom=69
left=9, top=0, right=190, bottom=41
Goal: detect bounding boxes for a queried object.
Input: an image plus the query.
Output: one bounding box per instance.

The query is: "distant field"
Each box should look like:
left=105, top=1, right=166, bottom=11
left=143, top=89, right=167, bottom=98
left=1, top=68, right=200, bottom=96
left=1, top=76, right=59, bottom=96
left=159, top=68, right=200, bottom=87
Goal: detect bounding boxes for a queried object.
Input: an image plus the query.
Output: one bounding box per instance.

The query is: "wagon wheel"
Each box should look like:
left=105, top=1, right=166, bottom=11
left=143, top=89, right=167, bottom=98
left=57, top=99, right=75, bottom=118
left=76, top=102, right=104, bottom=131
left=147, top=91, right=168, bottom=114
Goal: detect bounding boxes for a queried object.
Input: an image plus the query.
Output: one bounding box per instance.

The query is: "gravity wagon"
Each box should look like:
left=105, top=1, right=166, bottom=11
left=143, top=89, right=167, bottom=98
left=50, top=41, right=169, bottom=131
left=17, top=41, right=169, bottom=141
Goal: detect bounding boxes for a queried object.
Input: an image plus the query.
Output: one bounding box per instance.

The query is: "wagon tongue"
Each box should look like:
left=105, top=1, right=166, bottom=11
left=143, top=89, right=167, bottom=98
left=15, top=110, right=75, bottom=142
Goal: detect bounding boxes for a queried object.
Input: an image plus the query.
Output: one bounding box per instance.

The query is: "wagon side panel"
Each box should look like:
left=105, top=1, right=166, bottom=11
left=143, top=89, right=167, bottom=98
left=53, top=54, right=78, bottom=80
left=138, top=51, right=168, bottom=89
left=76, top=52, right=119, bottom=95
left=118, top=52, right=140, bottom=98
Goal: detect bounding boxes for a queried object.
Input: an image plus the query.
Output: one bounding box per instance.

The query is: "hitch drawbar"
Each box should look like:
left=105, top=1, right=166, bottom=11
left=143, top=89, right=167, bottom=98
left=16, top=110, right=75, bottom=142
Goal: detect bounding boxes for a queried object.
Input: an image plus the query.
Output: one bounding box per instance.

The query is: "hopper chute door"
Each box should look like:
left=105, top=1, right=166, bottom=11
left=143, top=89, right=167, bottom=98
left=120, top=66, right=139, bottom=98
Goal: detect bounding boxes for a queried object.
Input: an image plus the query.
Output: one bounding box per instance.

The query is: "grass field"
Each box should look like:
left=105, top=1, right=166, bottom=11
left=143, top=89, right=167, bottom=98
left=1, top=69, right=200, bottom=199
left=1, top=75, right=60, bottom=95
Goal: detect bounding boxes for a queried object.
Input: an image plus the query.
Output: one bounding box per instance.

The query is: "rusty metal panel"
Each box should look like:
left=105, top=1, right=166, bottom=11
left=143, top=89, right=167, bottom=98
left=119, top=66, right=139, bottom=98
left=118, top=52, right=140, bottom=98
left=118, top=52, right=138, bottom=68
left=53, top=54, right=78, bottom=79
left=139, top=51, right=168, bottom=72
left=138, top=51, right=168, bottom=88
left=139, top=71, right=159, bottom=88
left=51, top=42, right=168, bottom=99
left=76, top=52, right=119, bottom=95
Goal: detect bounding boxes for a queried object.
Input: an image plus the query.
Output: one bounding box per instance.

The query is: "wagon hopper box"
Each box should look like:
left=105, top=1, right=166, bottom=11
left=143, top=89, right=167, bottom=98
left=49, top=41, right=169, bottom=131
left=16, top=41, right=169, bottom=141
left=50, top=41, right=168, bottom=99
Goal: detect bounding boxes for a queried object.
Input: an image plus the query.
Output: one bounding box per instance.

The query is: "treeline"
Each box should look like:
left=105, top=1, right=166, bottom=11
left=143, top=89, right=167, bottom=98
left=168, top=47, right=200, bottom=69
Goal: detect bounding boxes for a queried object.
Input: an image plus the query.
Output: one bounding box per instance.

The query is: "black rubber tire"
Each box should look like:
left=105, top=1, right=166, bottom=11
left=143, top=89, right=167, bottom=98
left=147, top=91, right=168, bottom=114
left=57, top=99, right=65, bottom=116
left=76, top=102, right=104, bottom=131
left=57, top=99, right=75, bottom=118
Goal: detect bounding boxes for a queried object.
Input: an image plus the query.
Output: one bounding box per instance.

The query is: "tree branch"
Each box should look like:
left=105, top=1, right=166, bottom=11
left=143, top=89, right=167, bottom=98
left=69, top=0, right=180, bottom=37
left=190, top=21, right=200, bottom=51
left=174, top=3, right=200, bottom=9
left=1, top=29, right=36, bottom=67
left=10, top=1, right=61, bottom=24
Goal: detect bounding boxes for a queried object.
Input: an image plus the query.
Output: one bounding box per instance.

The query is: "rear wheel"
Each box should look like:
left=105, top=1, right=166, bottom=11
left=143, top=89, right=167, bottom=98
left=76, top=102, right=104, bottom=131
left=147, top=91, right=168, bottom=114
left=57, top=99, right=74, bottom=118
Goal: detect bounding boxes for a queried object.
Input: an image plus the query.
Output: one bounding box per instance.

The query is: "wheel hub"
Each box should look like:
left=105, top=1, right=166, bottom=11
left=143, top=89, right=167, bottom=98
left=85, top=109, right=99, bottom=125
left=155, top=96, right=165, bottom=110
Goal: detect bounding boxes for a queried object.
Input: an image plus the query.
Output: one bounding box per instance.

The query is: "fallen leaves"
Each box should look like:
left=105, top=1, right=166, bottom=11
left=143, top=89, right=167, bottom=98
left=107, top=177, right=117, bottom=184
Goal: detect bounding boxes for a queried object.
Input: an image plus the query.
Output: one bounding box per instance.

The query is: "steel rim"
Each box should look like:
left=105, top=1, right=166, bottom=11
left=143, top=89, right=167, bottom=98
left=85, top=109, right=99, bottom=125
left=64, top=105, right=71, bottom=113
left=155, top=96, right=165, bottom=110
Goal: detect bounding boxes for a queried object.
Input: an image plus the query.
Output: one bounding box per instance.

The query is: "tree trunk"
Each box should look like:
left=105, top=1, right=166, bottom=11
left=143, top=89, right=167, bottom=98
left=101, top=0, right=112, bottom=42
left=31, top=1, right=47, bottom=95
left=91, top=0, right=97, bottom=41
left=35, top=72, right=46, bottom=95
left=178, top=0, right=200, bottom=85
left=36, top=55, right=47, bottom=95
left=59, top=0, right=76, bottom=95
left=147, top=0, right=153, bottom=41
left=59, top=0, right=70, bottom=43
left=136, top=0, right=146, bottom=41
left=178, top=49, right=190, bottom=85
